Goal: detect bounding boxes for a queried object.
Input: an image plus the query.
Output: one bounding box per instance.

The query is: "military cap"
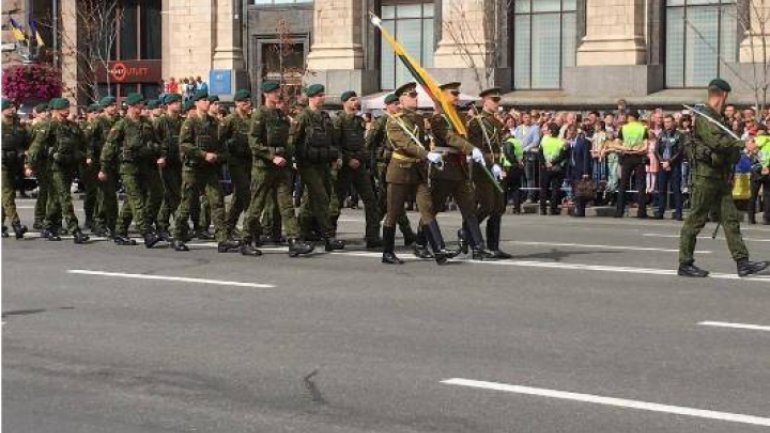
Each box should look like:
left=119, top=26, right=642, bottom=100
left=47, top=99, right=56, bottom=110
left=207, top=95, right=220, bottom=103
left=261, top=80, right=280, bottom=93
left=305, top=84, right=325, bottom=97
left=50, top=98, right=70, bottom=110
left=439, top=82, right=461, bottom=91
left=384, top=94, right=399, bottom=105
left=708, top=78, right=731, bottom=93
left=233, top=89, right=251, bottom=102
left=34, top=102, right=48, bottom=113
left=395, top=82, right=417, bottom=97
left=87, top=103, right=101, bottom=113
left=165, top=93, right=182, bottom=104
left=192, top=90, right=209, bottom=102
left=341, top=90, right=357, bottom=102
left=146, top=99, right=159, bottom=109
left=479, top=87, right=501, bottom=98
left=124, top=92, right=145, bottom=106
left=1, top=98, right=13, bottom=110
left=99, top=96, right=117, bottom=107
left=182, top=100, right=195, bottom=112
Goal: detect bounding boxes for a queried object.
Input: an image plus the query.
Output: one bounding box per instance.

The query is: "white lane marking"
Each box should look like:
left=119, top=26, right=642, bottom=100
left=644, top=233, right=770, bottom=243
left=505, top=240, right=707, bottom=254
left=698, top=321, right=770, bottom=333
left=67, top=270, right=274, bottom=288
left=441, top=378, right=770, bottom=428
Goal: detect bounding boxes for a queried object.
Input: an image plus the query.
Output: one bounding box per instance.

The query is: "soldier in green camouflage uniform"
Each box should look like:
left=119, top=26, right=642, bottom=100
left=678, top=78, right=768, bottom=278
left=2, top=99, right=29, bottom=239
left=292, top=84, right=344, bottom=251
left=99, top=93, right=163, bottom=248
left=154, top=93, right=184, bottom=241
left=220, top=89, right=253, bottom=237
left=79, top=105, right=100, bottom=230
left=333, top=90, right=382, bottom=248
left=27, top=98, right=89, bottom=243
left=170, top=90, right=240, bottom=252
left=90, top=96, right=125, bottom=242
left=29, top=102, right=58, bottom=232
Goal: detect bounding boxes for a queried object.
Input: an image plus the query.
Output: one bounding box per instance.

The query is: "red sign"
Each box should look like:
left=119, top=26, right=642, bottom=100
left=96, top=60, right=162, bottom=84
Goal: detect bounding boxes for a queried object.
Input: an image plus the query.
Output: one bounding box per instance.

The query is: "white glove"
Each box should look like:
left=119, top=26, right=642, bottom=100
left=471, top=147, right=485, bottom=164
left=427, top=152, right=443, bottom=164
left=491, top=163, right=503, bottom=180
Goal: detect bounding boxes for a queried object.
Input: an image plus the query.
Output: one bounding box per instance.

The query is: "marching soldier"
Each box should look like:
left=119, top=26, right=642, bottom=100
left=26, top=98, right=90, bottom=244
left=29, top=102, right=56, bottom=232
left=381, top=82, right=451, bottom=265
left=466, top=88, right=511, bottom=258
left=90, top=96, right=126, bottom=243
left=98, top=93, right=163, bottom=248
left=220, top=89, right=253, bottom=237
left=678, top=79, right=768, bottom=278
left=170, top=90, right=240, bottom=253
left=2, top=98, right=30, bottom=239
left=79, top=103, right=100, bottom=230
left=429, top=82, right=493, bottom=260
left=292, top=84, right=345, bottom=252
left=154, top=93, right=185, bottom=241
left=333, top=90, right=382, bottom=248
left=240, top=80, right=314, bottom=257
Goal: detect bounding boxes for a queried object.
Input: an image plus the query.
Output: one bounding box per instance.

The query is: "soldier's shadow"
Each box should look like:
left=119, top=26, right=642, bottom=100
left=509, top=248, right=616, bottom=262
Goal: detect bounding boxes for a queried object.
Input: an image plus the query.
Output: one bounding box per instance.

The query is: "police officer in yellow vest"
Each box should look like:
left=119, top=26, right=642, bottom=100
left=614, top=110, right=649, bottom=218
left=748, top=124, right=770, bottom=225
left=502, top=134, right=525, bottom=214
left=539, top=123, right=569, bottom=215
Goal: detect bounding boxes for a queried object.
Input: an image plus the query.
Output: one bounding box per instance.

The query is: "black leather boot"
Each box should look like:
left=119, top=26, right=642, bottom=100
left=324, top=237, right=345, bottom=252
left=737, top=259, right=769, bottom=277
left=288, top=238, right=314, bottom=257
left=72, top=228, right=90, bottom=244
left=217, top=238, right=242, bottom=253
left=466, top=217, right=494, bottom=260
left=172, top=239, right=189, bottom=252
left=195, top=229, right=214, bottom=241
left=381, top=226, right=403, bottom=265
left=678, top=262, right=709, bottom=278
left=143, top=231, right=161, bottom=249
left=457, top=224, right=469, bottom=255
left=12, top=222, right=27, bottom=240
left=413, top=225, right=433, bottom=259
left=240, top=238, right=263, bottom=256
left=47, top=228, right=62, bottom=241
left=487, top=216, right=512, bottom=259
left=2, top=226, right=8, bottom=238
left=424, top=221, right=449, bottom=265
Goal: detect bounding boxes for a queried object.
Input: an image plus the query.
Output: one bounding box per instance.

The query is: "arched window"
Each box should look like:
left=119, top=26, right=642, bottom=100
left=665, top=0, right=738, bottom=88
left=512, top=0, right=577, bottom=89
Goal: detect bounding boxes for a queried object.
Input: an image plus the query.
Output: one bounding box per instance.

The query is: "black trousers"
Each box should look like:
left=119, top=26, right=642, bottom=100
left=617, top=155, right=647, bottom=216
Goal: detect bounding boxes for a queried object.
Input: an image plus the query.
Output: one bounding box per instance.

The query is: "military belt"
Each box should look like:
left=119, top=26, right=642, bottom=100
left=391, top=152, right=420, bottom=163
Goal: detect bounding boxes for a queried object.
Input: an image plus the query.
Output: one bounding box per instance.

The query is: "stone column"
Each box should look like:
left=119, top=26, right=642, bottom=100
left=576, top=0, right=647, bottom=66
left=162, top=0, right=215, bottom=85
left=433, top=0, right=492, bottom=69
left=306, top=0, right=364, bottom=70
left=60, top=0, right=78, bottom=102
left=212, top=0, right=245, bottom=70
left=740, top=0, right=770, bottom=63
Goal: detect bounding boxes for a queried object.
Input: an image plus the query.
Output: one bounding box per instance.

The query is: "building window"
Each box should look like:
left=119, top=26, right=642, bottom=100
left=665, top=0, right=737, bottom=88
left=116, top=0, right=161, bottom=60
left=513, top=0, right=576, bottom=90
left=379, top=1, right=435, bottom=90
left=260, top=40, right=307, bottom=101
left=253, top=0, right=313, bottom=5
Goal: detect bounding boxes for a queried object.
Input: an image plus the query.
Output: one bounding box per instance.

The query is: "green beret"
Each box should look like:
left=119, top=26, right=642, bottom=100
left=261, top=80, right=280, bottom=93
left=341, top=90, right=357, bottom=102
left=34, top=103, right=48, bottom=113
left=207, top=95, right=220, bottom=103
left=384, top=94, right=399, bottom=105
left=182, top=100, right=195, bottom=112
left=165, top=93, right=182, bottom=104
left=233, top=89, right=251, bottom=102
left=439, top=82, right=461, bottom=91
left=395, top=82, right=417, bottom=97
left=146, top=99, right=159, bottom=109
left=99, top=96, right=117, bottom=107
left=1, top=98, right=12, bottom=110
left=124, top=92, right=145, bottom=106
left=47, top=99, right=56, bottom=110
left=708, top=78, right=731, bottom=93
left=479, top=87, right=501, bottom=98
left=87, top=103, right=101, bottom=113
left=305, top=84, right=325, bottom=97
left=50, top=98, right=70, bottom=110
left=192, top=90, right=209, bottom=102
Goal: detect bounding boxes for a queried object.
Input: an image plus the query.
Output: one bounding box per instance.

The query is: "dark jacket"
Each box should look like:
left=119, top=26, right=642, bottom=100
left=655, top=128, right=684, bottom=165
left=568, top=134, right=592, bottom=179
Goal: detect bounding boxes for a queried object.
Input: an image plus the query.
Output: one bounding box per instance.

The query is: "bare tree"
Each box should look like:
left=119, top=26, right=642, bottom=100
left=267, top=17, right=314, bottom=106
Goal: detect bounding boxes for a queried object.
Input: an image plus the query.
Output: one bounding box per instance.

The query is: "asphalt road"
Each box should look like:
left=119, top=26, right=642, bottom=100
left=3, top=198, right=770, bottom=433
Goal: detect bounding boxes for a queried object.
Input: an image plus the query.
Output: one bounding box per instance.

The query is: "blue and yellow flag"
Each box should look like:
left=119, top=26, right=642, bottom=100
left=8, top=18, right=27, bottom=42
left=29, top=19, right=44, bottom=47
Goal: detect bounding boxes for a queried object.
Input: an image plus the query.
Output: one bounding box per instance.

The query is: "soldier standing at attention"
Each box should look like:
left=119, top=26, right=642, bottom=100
left=466, top=88, right=511, bottom=259
left=221, top=89, right=253, bottom=238
left=333, top=90, right=382, bottom=249
left=292, top=84, right=345, bottom=252
left=429, top=82, right=493, bottom=260
left=240, top=80, right=314, bottom=257
left=2, top=98, right=30, bottom=239
left=678, top=79, right=768, bottom=278
left=99, top=93, right=163, bottom=248
left=154, top=93, right=185, bottom=242
left=170, top=91, right=240, bottom=253
left=26, top=98, right=89, bottom=244
left=614, top=110, right=649, bottom=218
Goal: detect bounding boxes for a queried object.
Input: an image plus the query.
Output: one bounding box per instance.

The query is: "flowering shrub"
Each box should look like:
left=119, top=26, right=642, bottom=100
left=1, top=63, right=62, bottom=104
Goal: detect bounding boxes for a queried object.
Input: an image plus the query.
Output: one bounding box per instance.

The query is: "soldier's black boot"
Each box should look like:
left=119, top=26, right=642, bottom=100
left=47, top=228, right=62, bottom=241
left=143, top=231, right=161, bottom=249
left=2, top=226, right=8, bottom=238
left=677, top=262, right=709, bottom=278
left=240, top=238, right=263, bottom=256
left=157, top=230, right=172, bottom=242
left=288, top=238, right=314, bottom=257
left=487, top=216, right=512, bottom=259
left=412, top=225, right=433, bottom=259
left=737, top=258, right=769, bottom=277
left=217, top=238, right=242, bottom=253
left=12, top=222, right=27, bottom=240
left=324, top=237, right=345, bottom=252
left=72, top=229, right=90, bottom=244
left=466, top=217, right=494, bottom=260
left=457, top=223, right=469, bottom=255
left=195, top=228, right=214, bottom=241
left=172, top=239, right=189, bottom=252
left=32, top=221, right=43, bottom=230
left=401, top=225, right=417, bottom=247
left=424, top=221, right=448, bottom=265
left=381, top=226, right=403, bottom=265
left=366, top=237, right=384, bottom=250
left=748, top=213, right=757, bottom=225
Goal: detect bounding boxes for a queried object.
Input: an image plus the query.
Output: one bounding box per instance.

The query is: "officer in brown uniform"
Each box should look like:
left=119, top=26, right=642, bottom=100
left=428, top=82, right=493, bottom=260
left=382, top=82, right=452, bottom=265
left=466, top=88, right=511, bottom=259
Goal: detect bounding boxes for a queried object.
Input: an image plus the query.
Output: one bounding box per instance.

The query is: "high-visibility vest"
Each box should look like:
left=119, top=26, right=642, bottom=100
left=501, top=136, right=523, bottom=168
left=541, top=136, right=563, bottom=163
left=621, top=121, right=646, bottom=149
